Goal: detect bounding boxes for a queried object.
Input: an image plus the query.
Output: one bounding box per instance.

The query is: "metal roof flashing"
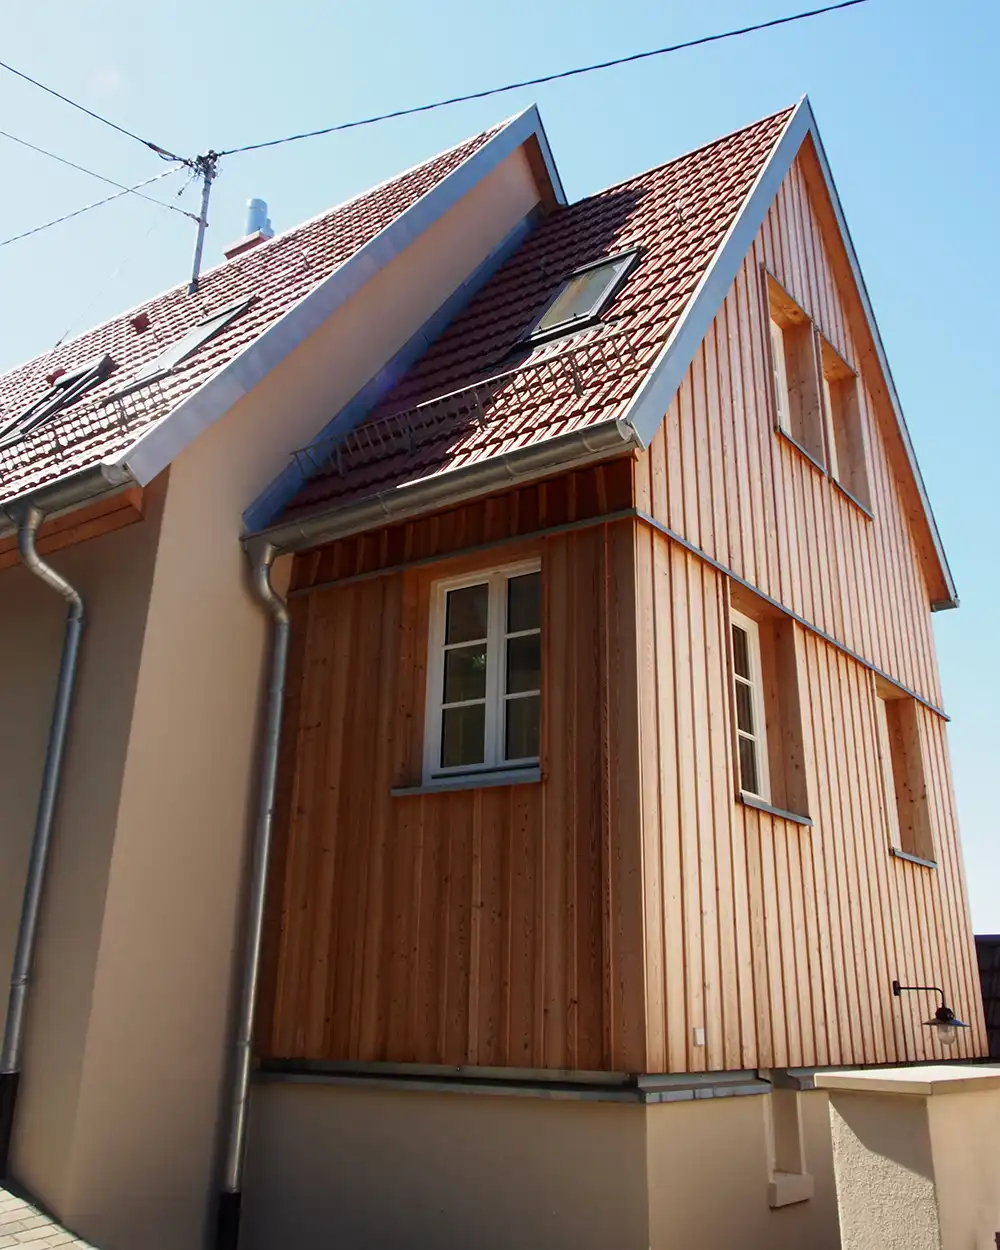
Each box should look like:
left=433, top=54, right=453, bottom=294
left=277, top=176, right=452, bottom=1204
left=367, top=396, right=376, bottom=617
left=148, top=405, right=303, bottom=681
left=110, top=107, right=565, bottom=492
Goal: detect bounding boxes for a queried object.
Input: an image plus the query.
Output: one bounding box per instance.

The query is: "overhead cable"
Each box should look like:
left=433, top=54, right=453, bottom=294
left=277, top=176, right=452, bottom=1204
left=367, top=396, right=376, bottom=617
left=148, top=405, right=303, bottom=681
left=0, top=165, right=185, bottom=248
left=0, top=130, right=200, bottom=222
left=217, top=0, right=871, bottom=156
left=0, top=58, right=188, bottom=163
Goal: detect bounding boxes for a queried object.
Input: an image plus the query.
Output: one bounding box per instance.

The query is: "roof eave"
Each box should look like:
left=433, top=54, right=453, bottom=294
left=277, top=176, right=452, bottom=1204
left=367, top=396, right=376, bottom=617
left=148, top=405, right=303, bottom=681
left=245, top=418, right=640, bottom=558
left=0, top=460, right=136, bottom=538
left=104, top=107, right=565, bottom=492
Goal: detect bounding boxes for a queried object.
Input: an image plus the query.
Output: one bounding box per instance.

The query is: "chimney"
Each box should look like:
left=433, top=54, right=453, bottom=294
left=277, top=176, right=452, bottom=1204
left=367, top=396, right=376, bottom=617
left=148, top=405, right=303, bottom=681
left=223, top=198, right=275, bottom=260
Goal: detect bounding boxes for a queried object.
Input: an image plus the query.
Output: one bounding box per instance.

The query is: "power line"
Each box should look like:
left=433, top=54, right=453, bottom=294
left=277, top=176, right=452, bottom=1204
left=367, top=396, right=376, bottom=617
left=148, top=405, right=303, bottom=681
left=0, top=130, right=200, bottom=222
left=0, top=165, right=185, bottom=248
left=0, top=58, right=188, bottom=163
left=218, top=0, right=870, bottom=157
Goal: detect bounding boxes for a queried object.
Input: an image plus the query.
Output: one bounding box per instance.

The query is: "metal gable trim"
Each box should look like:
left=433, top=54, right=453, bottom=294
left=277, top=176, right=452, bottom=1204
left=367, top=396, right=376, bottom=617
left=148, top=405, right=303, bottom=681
left=619, top=100, right=810, bottom=451
left=103, top=107, right=565, bottom=491
left=617, top=96, right=957, bottom=610
left=801, top=110, right=957, bottom=610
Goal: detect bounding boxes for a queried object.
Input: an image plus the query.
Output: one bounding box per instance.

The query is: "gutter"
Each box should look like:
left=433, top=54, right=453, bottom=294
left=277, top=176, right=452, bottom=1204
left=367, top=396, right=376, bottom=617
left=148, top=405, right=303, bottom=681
left=216, top=543, right=290, bottom=1250
left=0, top=461, right=135, bottom=543
left=0, top=506, right=86, bottom=1177
left=248, top=416, right=643, bottom=555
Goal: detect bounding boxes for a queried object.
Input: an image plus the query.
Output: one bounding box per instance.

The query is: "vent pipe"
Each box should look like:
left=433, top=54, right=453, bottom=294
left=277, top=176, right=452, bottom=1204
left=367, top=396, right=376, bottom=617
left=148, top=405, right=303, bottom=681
left=245, top=199, right=273, bottom=239
left=224, top=199, right=274, bottom=261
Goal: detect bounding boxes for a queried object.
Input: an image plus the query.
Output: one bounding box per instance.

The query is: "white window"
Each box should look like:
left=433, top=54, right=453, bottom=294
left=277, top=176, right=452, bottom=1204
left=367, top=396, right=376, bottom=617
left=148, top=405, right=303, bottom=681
left=424, top=560, right=541, bottom=783
left=731, top=611, right=770, bottom=802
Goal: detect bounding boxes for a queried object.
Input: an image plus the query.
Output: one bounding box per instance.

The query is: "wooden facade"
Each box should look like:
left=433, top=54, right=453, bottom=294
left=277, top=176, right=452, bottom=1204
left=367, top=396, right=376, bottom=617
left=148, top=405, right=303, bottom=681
left=258, top=148, right=985, bottom=1074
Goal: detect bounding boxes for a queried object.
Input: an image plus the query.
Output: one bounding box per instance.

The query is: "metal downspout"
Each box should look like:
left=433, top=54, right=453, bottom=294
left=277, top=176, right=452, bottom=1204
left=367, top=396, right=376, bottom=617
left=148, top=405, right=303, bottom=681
left=216, top=542, right=290, bottom=1250
left=0, top=505, right=85, bottom=1177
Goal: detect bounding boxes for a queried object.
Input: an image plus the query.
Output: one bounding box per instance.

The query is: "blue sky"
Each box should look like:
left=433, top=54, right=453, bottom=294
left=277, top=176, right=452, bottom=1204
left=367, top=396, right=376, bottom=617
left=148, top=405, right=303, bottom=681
left=2, top=0, right=998, bottom=928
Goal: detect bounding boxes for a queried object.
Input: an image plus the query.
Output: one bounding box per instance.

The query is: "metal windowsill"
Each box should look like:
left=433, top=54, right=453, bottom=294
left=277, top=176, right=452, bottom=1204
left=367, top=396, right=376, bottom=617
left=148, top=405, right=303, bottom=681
left=738, top=792, right=813, bottom=827
left=391, top=767, right=542, bottom=797
left=889, top=846, right=937, bottom=870
left=775, top=426, right=827, bottom=477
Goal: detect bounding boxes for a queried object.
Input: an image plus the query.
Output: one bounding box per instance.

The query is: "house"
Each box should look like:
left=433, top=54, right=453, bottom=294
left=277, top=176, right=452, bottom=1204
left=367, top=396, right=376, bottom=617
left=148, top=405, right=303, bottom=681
left=0, top=99, right=985, bottom=1250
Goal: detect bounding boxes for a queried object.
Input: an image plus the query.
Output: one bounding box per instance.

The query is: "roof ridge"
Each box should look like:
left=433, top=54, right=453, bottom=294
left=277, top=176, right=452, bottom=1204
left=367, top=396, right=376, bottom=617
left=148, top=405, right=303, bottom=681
left=573, top=102, right=796, bottom=207
left=0, top=117, right=512, bottom=386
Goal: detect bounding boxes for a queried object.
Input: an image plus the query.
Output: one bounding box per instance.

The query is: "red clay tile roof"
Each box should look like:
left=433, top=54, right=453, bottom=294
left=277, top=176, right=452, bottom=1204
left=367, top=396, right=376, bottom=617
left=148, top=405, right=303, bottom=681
left=281, top=106, right=793, bottom=522
left=0, top=123, right=502, bottom=508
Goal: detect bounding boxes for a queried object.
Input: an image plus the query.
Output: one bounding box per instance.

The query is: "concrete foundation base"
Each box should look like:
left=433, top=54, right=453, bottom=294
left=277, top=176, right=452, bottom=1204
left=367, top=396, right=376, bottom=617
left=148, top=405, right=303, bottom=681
left=242, top=1078, right=840, bottom=1250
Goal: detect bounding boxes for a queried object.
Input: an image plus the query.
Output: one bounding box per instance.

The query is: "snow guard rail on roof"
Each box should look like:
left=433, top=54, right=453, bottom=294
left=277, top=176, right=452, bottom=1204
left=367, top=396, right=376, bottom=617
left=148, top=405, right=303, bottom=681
left=291, top=330, right=642, bottom=481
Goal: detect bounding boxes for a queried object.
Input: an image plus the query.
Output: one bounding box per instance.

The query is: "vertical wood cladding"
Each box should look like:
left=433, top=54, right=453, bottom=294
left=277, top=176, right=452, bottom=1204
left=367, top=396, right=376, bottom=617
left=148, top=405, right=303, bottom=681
left=259, top=153, right=984, bottom=1074
left=633, top=531, right=984, bottom=1071
left=260, top=463, right=648, bottom=1071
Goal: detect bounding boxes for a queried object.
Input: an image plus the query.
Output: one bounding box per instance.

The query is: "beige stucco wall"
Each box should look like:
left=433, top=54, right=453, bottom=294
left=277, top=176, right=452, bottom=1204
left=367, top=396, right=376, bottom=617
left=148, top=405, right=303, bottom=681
left=827, top=1078, right=1000, bottom=1250
left=646, top=1089, right=839, bottom=1250
left=0, top=476, right=167, bottom=1211
left=242, top=1082, right=650, bottom=1250
left=240, top=1084, right=840, bottom=1250
left=5, top=144, right=544, bottom=1250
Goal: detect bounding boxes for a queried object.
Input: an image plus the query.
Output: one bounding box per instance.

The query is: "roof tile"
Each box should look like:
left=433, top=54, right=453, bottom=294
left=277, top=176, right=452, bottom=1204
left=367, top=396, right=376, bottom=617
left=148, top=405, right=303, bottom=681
left=279, top=106, right=792, bottom=523
left=0, top=123, right=502, bottom=507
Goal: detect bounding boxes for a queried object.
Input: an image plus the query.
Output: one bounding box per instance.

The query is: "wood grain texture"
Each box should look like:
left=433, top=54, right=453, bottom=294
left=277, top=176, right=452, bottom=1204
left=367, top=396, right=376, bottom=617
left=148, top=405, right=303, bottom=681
left=260, top=486, right=646, bottom=1072
left=633, top=527, right=984, bottom=1069
left=636, top=151, right=944, bottom=708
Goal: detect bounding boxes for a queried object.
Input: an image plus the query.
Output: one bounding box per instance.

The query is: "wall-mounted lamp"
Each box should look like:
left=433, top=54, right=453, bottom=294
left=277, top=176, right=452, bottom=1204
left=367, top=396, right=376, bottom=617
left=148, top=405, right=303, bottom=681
left=892, top=979, right=969, bottom=1048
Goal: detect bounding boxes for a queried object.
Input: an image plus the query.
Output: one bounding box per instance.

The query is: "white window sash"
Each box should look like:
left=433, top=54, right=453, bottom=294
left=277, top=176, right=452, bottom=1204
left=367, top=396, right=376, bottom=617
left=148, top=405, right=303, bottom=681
left=424, top=558, right=541, bottom=783
left=731, top=609, right=771, bottom=803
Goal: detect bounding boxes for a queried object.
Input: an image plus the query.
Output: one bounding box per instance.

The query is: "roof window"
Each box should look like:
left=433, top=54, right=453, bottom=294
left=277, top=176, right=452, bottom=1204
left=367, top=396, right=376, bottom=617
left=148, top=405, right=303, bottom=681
left=124, top=296, right=255, bottom=392
left=527, top=251, right=638, bottom=343
left=0, top=353, right=116, bottom=450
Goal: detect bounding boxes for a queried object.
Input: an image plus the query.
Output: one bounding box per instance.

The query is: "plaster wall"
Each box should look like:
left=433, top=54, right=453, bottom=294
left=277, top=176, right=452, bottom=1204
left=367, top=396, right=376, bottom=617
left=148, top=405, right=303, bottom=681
left=0, top=477, right=167, bottom=1212
left=827, top=1091, right=939, bottom=1250
left=29, top=144, right=545, bottom=1250
left=241, top=1083, right=841, bottom=1250
left=928, top=1089, right=1000, bottom=1248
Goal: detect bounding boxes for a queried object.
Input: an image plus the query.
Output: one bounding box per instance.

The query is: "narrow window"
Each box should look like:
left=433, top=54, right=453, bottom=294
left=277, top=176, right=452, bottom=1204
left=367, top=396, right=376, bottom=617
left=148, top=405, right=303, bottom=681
left=766, top=1077, right=814, bottom=1208
left=425, top=561, right=541, bottom=782
left=874, top=682, right=934, bottom=864
left=528, top=251, right=638, bottom=342
left=119, top=297, right=256, bottom=394
left=766, top=275, right=825, bottom=467
left=729, top=594, right=809, bottom=819
left=731, top=610, right=770, bottom=802
left=819, top=336, right=871, bottom=510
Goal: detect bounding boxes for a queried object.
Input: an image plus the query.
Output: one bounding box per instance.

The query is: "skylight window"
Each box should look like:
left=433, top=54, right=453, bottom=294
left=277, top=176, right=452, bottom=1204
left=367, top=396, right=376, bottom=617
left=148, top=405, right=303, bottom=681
left=128, top=297, right=255, bottom=389
left=528, top=251, right=638, bottom=342
left=0, top=353, right=116, bottom=450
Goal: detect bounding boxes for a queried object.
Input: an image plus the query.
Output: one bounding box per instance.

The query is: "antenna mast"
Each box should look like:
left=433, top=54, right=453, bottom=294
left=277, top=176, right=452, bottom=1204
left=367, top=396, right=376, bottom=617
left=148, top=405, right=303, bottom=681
left=188, top=152, right=218, bottom=294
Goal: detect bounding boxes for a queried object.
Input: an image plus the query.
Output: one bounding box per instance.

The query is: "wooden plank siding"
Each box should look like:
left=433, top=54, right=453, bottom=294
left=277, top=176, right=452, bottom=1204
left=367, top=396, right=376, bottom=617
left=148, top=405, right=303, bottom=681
left=259, top=462, right=649, bottom=1071
left=258, top=152, right=984, bottom=1075
left=631, top=149, right=983, bottom=1068
left=635, top=151, right=943, bottom=708
left=633, top=529, right=983, bottom=1070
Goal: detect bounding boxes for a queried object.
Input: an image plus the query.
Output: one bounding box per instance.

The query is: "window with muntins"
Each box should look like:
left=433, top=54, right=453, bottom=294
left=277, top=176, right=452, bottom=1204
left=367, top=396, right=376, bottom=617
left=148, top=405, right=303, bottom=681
left=424, top=561, right=541, bottom=783
left=731, top=610, right=770, bottom=802
left=528, top=252, right=637, bottom=341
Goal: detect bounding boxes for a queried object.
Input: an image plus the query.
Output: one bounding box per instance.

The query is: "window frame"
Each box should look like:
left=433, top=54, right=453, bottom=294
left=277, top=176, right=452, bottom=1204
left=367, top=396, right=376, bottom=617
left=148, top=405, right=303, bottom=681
left=730, top=609, right=771, bottom=804
left=423, top=558, right=542, bottom=786
left=818, top=333, right=871, bottom=512
left=525, top=250, right=639, bottom=345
